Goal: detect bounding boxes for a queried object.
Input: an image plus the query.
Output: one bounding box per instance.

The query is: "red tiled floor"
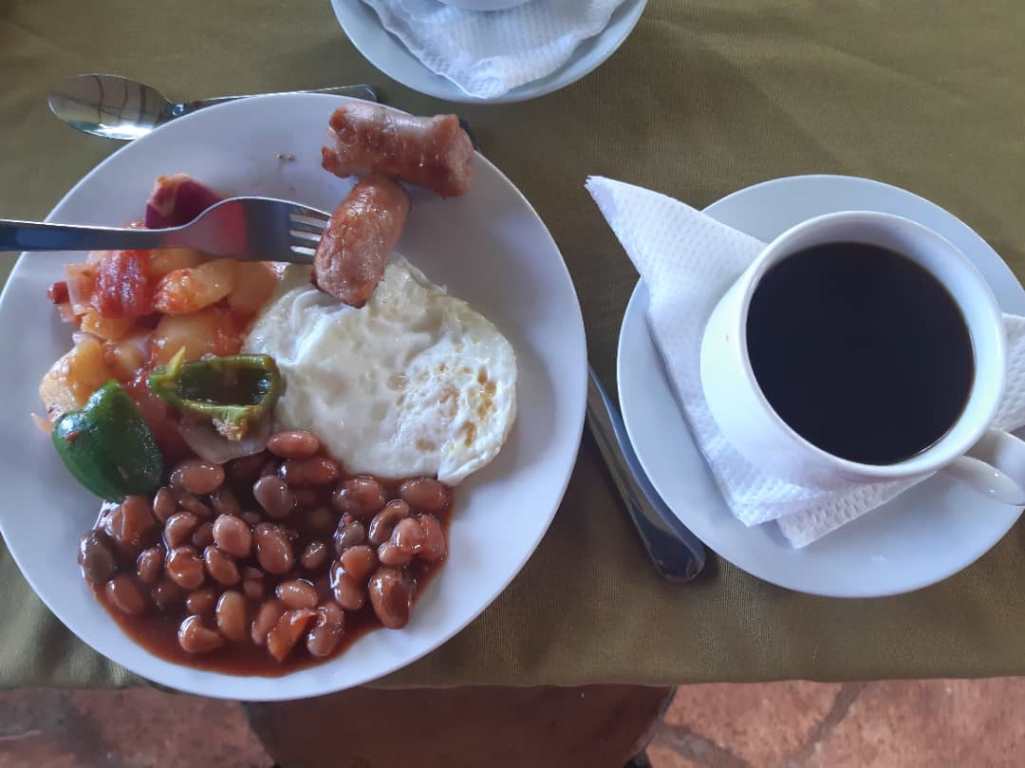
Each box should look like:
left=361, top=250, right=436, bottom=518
left=648, top=678, right=1025, bottom=768
left=659, top=680, right=842, bottom=765
left=0, top=688, right=270, bottom=768
left=2, top=679, right=1025, bottom=767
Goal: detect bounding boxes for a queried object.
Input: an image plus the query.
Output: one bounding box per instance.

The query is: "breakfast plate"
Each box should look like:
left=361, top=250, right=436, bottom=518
left=618, top=175, right=1025, bottom=598
left=0, top=93, right=586, bottom=699
left=329, top=0, right=647, bottom=103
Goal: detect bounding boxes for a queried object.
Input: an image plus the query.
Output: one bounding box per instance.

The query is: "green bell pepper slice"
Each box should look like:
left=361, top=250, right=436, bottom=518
left=52, top=380, right=164, bottom=501
left=148, top=350, right=283, bottom=440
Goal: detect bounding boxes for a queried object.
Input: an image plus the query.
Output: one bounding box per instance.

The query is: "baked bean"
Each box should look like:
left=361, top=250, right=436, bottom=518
left=105, top=495, right=156, bottom=554
left=293, top=488, right=320, bottom=508
left=304, top=506, right=335, bottom=535
left=215, top=590, right=247, bottom=642
left=301, top=540, right=330, bottom=572
left=319, top=601, right=345, bottom=626
left=153, top=487, right=177, bottom=522
left=392, top=517, right=426, bottom=555
left=165, top=546, right=205, bottom=590
left=227, top=452, right=268, bottom=485
left=253, top=476, right=294, bottom=520
left=369, top=568, right=413, bottom=629
left=284, top=526, right=300, bottom=542
left=339, top=545, right=377, bottom=582
left=368, top=500, right=410, bottom=545
left=178, top=614, right=224, bottom=654
left=170, top=458, right=225, bottom=495
left=164, top=512, right=199, bottom=549
left=241, top=510, right=262, bottom=526
left=210, top=486, right=240, bottom=517
left=260, top=459, right=280, bottom=478
left=399, top=477, right=449, bottom=513
left=177, top=493, right=212, bottom=518
left=306, top=603, right=345, bottom=658
left=212, top=514, right=252, bottom=558
left=418, top=514, right=447, bottom=562
left=78, top=531, right=116, bottom=583
left=275, top=579, right=319, bottom=609
left=332, top=476, right=386, bottom=518
left=251, top=599, right=286, bottom=646
left=136, top=547, right=164, bottom=585
left=267, top=430, right=320, bottom=459
left=191, top=521, right=214, bottom=549
left=377, top=542, right=412, bottom=567
left=267, top=608, right=316, bottom=662
left=204, top=545, right=240, bottom=586
left=243, top=578, right=264, bottom=601
left=186, top=587, right=217, bottom=615
left=242, top=566, right=263, bottom=580
left=281, top=457, right=340, bottom=487
left=105, top=574, right=147, bottom=616
left=254, top=523, right=294, bottom=575
left=151, top=577, right=184, bottom=610
left=333, top=518, right=367, bottom=555
left=331, top=566, right=366, bottom=611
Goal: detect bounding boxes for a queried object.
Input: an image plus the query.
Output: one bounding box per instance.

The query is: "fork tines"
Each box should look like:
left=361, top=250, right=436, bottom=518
left=288, top=206, right=329, bottom=259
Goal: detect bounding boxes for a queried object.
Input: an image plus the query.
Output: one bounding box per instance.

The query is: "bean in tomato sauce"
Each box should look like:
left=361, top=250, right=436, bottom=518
left=78, top=429, right=452, bottom=676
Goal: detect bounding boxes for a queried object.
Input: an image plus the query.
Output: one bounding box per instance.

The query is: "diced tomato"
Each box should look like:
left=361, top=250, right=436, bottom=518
left=93, top=250, right=154, bottom=318
left=48, top=281, right=69, bottom=304
left=124, top=369, right=192, bottom=465
left=145, top=174, right=222, bottom=229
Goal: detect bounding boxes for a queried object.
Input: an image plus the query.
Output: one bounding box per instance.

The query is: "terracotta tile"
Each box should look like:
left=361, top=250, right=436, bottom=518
left=809, top=679, right=1025, bottom=768
left=0, top=687, right=271, bottom=768
left=662, top=680, right=842, bottom=765
left=647, top=742, right=702, bottom=768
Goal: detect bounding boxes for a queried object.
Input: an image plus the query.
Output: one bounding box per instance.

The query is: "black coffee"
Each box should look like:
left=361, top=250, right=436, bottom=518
left=746, top=242, right=974, bottom=465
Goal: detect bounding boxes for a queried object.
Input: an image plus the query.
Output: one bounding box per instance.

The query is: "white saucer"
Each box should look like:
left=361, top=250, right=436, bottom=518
left=330, top=0, right=647, bottom=103
left=617, top=175, right=1025, bottom=598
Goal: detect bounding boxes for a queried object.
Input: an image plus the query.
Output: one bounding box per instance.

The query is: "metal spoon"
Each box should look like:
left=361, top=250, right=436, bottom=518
left=48, top=74, right=378, bottom=141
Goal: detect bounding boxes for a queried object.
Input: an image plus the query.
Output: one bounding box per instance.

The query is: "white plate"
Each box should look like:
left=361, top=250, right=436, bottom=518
left=330, top=0, right=647, bottom=104
left=618, top=175, right=1025, bottom=598
left=0, top=93, right=586, bottom=700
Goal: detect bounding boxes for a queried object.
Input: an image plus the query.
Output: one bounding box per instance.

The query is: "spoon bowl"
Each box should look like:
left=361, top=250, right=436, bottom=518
left=49, top=74, right=170, bottom=141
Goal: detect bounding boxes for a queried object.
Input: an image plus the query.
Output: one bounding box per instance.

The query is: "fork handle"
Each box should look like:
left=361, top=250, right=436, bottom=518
left=0, top=219, right=173, bottom=253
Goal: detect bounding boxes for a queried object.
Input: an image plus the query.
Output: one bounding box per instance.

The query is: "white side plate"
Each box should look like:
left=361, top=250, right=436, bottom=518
left=330, top=0, right=647, bottom=103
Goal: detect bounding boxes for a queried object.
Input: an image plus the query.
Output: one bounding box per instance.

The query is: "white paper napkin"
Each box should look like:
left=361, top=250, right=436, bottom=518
left=360, top=0, right=627, bottom=99
left=587, top=176, right=1025, bottom=547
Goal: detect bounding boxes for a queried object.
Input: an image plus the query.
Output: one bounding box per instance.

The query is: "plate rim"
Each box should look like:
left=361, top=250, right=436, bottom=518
left=0, top=92, right=587, bottom=699
left=329, top=0, right=648, bottom=104
left=616, top=173, right=1025, bottom=598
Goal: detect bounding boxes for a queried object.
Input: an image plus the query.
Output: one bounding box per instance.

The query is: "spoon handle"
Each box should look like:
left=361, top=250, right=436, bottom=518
left=171, top=85, right=378, bottom=117
left=586, top=365, right=706, bottom=582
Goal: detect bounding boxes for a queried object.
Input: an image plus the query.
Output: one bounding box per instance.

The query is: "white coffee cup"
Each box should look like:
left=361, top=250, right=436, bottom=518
left=700, top=210, right=1025, bottom=502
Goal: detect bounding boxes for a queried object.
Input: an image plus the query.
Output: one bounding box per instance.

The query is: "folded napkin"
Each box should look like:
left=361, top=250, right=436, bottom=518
left=587, top=176, right=1025, bottom=547
left=360, top=0, right=627, bottom=99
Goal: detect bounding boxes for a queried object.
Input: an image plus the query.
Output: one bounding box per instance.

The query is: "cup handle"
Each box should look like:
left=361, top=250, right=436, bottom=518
left=940, top=429, right=1025, bottom=505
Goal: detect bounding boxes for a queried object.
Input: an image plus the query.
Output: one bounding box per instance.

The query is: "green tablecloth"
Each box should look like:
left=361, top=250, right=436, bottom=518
left=2, top=0, right=1024, bottom=690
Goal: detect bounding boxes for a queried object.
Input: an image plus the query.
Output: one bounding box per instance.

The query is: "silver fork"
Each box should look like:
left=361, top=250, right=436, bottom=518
left=0, top=197, right=331, bottom=262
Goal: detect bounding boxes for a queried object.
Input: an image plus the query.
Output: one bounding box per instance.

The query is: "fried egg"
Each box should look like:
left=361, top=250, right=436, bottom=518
left=244, top=257, right=516, bottom=484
